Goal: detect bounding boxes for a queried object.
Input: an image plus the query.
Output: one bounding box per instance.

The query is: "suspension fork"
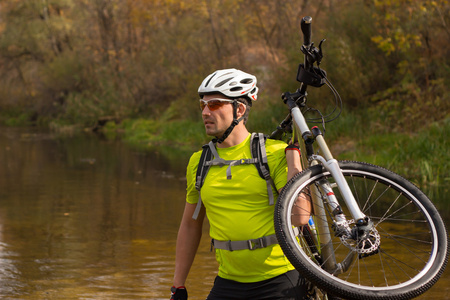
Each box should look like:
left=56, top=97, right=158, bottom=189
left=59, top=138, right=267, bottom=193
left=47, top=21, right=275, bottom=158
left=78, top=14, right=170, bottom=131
left=308, top=125, right=367, bottom=223
left=291, top=103, right=367, bottom=223
left=290, top=101, right=367, bottom=223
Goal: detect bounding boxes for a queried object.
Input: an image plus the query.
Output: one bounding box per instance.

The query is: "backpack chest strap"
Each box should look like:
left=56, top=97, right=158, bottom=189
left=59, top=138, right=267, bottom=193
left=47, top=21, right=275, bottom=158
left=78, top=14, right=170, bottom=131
left=206, top=157, right=259, bottom=180
left=192, top=134, right=278, bottom=220
left=206, top=140, right=258, bottom=180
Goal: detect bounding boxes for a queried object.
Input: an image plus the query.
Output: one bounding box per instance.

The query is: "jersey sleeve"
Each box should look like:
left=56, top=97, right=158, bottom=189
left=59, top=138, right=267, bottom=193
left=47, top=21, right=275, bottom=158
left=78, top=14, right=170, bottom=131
left=186, top=150, right=202, bottom=204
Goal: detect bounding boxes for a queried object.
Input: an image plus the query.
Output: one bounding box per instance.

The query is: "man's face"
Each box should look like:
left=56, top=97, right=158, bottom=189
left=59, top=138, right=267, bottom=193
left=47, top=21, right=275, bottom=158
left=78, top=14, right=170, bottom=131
left=201, top=94, right=235, bottom=138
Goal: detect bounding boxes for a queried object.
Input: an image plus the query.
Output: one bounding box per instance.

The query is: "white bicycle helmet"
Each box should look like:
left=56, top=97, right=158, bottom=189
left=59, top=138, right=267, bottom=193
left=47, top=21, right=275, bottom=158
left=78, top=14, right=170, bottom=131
left=198, top=68, right=258, bottom=103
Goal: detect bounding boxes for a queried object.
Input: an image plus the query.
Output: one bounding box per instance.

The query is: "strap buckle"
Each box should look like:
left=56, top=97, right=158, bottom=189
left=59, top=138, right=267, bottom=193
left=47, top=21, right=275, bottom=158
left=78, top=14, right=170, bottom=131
left=247, top=238, right=265, bottom=250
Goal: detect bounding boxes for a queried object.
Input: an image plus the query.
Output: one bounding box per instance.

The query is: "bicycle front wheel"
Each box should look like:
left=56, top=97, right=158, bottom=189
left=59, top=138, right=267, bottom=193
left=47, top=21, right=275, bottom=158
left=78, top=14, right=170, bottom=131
left=275, top=161, right=448, bottom=300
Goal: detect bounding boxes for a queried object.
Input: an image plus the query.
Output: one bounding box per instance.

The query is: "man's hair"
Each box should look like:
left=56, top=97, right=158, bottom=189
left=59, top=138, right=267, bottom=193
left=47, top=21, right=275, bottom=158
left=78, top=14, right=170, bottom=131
left=236, top=97, right=251, bottom=124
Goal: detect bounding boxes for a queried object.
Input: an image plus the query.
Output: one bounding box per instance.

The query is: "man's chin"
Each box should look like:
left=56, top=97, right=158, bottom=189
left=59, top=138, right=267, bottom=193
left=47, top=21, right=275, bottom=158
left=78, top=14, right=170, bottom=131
left=205, top=129, right=222, bottom=139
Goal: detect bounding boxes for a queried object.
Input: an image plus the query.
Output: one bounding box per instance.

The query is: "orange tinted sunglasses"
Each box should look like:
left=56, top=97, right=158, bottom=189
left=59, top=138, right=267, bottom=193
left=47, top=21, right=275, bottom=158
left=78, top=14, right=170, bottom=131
left=199, top=98, right=235, bottom=111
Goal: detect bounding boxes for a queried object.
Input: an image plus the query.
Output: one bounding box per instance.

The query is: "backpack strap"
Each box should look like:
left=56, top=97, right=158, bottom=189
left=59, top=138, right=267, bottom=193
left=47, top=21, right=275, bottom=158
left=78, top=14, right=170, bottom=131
left=251, top=133, right=278, bottom=205
left=192, top=134, right=278, bottom=219
left=206, top=141, right=257, bottom=180
left=192, top=142, right=213, bottom=220
left=192, top=140, right=257, bottom=219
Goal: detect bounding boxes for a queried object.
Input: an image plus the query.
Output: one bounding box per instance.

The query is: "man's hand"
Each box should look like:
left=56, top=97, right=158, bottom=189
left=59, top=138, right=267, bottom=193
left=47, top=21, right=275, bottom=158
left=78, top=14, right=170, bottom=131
left=170, top=286, right=188, bottom=300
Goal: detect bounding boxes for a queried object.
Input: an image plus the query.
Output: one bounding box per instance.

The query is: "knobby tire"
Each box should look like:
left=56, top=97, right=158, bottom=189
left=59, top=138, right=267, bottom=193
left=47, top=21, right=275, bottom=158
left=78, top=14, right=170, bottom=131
left=275, top=161, right=448, bottom=300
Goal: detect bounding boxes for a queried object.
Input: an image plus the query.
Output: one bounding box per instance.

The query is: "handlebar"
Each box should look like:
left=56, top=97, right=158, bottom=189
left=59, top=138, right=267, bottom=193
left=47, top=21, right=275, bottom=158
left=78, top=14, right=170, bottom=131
left=299, top=16, right=313, bottom=96
left=270, top=16, right=316, bottom=140
left=270, top=15, right=339, bottom=141
left=301, top=16, right=312, bottom=46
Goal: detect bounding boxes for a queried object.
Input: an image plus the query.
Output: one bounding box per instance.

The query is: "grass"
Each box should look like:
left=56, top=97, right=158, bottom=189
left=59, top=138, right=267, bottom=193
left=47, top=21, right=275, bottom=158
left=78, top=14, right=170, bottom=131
left=112, top=107, right=448, bottom=190
left=324, top=112, right=449, bottom=188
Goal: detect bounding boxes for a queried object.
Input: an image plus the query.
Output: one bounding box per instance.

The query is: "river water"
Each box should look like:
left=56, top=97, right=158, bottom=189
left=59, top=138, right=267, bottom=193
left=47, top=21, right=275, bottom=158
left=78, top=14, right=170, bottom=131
left=0, top=127, right=448, bottom=299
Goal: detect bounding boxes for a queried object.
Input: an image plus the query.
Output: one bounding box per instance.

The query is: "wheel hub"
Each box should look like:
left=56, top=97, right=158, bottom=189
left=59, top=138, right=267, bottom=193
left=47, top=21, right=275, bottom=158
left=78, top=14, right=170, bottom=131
left=340, top=219, right=381, bottom=256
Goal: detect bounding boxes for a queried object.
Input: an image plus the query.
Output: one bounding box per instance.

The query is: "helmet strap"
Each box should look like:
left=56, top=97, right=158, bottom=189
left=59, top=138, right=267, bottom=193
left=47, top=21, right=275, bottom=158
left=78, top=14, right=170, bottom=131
left=213, top=101, right=244, bottom=144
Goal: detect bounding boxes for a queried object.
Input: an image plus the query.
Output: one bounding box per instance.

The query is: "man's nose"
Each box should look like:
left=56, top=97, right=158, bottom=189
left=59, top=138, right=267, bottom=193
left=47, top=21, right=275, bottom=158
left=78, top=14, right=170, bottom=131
left=202, top=105, right=211, bottom=115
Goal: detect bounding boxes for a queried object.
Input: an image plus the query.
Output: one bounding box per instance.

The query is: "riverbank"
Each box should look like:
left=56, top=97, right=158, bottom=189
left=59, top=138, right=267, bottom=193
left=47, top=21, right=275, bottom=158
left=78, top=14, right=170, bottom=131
left=2, top=105, right=448, bottom=190
left=93, top=109, right=448, bottom=190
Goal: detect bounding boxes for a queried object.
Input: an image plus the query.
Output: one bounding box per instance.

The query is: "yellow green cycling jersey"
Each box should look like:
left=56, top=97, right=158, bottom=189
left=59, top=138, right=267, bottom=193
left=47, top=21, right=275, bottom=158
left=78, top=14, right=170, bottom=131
left=186, top=134, right=295, bottom=283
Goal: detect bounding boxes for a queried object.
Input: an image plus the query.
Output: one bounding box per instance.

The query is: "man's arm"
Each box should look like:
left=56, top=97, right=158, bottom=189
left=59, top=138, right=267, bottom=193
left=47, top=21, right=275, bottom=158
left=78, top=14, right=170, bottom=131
left=286, top=145, right=302, bottom=181
left=173, top=202, right=206, bottom=287
left=285, top=144, right=311, bottom=226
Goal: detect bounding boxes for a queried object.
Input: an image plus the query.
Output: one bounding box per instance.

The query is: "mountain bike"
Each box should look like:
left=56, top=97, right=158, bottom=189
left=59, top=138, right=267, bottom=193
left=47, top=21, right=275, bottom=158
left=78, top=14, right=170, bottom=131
left=270, top=16, right=448, bottom=300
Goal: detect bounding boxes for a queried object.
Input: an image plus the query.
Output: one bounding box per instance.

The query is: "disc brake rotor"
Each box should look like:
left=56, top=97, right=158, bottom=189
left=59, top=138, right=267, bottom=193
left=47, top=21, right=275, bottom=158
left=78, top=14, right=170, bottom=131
left=339, top=220, right=381, bottom=254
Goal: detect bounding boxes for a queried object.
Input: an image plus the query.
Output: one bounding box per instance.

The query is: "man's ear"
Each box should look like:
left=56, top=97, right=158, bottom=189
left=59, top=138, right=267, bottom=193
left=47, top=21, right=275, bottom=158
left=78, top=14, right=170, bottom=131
left=237, top=102, right=246, bottom=118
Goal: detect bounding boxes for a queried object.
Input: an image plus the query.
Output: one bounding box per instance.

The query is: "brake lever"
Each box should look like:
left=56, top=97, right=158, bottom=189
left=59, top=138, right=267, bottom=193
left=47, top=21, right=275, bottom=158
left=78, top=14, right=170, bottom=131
left=317, top=39, right=326, bottom=65
left=301, top=39, right=326, bottom=66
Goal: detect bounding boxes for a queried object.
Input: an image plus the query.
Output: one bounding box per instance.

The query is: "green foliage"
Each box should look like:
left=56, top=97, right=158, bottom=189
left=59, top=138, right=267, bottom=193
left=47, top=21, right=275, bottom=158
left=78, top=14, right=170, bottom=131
left=121, top=118, right=160, bottom=145
left=119, top=118, right=206, bottom=151
left=0, top=0, right=448, bottom=187
left=159, top=119, right=207, bottom=149
left=247, top=101, right=290, bottom=136
left=1, top=112, right=34, bottom=127
left=0, top=0, right=448, bottom=127
left=327, top=111, right=449, bottom=187
left=41, top=52, right=85, bottom=93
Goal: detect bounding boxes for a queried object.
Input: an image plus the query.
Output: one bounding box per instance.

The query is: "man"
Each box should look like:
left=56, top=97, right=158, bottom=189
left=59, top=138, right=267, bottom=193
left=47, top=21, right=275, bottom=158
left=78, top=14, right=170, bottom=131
left=171, top=68, right=311, bottom=300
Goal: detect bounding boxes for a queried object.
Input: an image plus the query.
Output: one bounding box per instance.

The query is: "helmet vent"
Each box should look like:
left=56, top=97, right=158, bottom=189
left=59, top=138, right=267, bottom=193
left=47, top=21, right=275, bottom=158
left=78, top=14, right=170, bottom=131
left=215, top=77, right=233, bottom=88
left=205, top=72, right=217, bottom=87
left=240, top=78, right=253, bottom=84
left=230, top=87, right=243, bottom=92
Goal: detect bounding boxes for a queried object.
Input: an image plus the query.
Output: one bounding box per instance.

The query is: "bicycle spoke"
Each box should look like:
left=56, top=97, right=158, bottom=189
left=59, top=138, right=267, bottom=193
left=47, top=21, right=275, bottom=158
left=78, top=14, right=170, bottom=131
left=377, top=228, right=431, bottom=264
left=373, top=190, right=402, bottom=226
left=377, top=246, right=389, bottom=286
left=378, top=248, right=404, bottom=284
left=370, top=215, right=428, bottom=223
left=277, top=161, right=447, bottom=299
left=361, top=176, right=378, bottom=212
left=377, top=199, right=416, bottom=226
left=363, top=181, right=390, bottom=214
left=378, top=247, right=420, bottom=277
left=378, top=232, right=432, bottom=246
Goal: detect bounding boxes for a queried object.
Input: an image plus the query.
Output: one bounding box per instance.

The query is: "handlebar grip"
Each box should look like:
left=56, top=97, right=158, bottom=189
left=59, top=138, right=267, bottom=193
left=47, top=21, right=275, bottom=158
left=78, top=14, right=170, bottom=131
left=301, top=16, right=312, bottom=46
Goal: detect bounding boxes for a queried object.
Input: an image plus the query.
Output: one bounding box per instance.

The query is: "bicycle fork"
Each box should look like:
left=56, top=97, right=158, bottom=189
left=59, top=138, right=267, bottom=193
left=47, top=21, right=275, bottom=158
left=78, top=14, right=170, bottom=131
left=292, top=106, right=376, bottom=273
left=292, top=105, right=367, bottom=223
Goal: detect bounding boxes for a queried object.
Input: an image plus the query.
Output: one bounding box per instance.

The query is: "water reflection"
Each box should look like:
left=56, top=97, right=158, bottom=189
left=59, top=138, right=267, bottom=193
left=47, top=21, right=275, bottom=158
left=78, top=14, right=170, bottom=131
left=0, top=127, right=447, bottom=299
left=0, top=127, right=216, bottom=299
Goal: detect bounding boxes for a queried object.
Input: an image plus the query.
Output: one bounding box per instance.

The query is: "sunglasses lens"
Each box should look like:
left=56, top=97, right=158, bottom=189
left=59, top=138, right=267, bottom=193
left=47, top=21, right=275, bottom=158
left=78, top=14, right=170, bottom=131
left=207, top=100, right=223, bottom=111
left=200, top=99, right=229, bottom=111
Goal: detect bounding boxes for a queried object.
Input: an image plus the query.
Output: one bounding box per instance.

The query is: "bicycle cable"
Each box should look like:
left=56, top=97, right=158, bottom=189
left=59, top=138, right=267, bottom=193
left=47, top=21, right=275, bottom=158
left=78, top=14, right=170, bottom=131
left=301, top=67, right=343, bottom=135
left=303, top=68, right=342, bottom=123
